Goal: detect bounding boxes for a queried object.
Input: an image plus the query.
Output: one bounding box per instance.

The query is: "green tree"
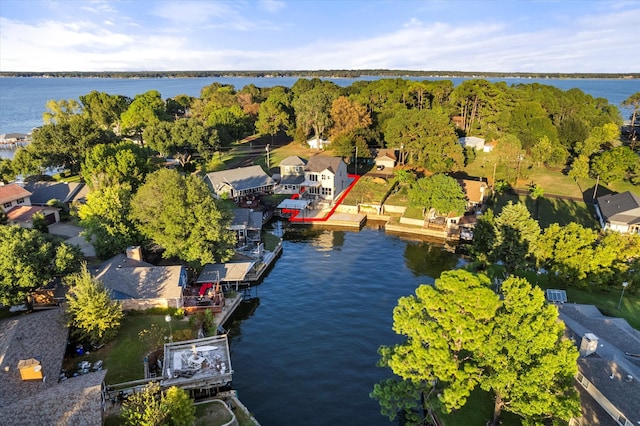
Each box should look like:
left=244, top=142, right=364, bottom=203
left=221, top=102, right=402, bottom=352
left=31, top=212, right=49, bottom=233
left=373, top=270, right=501, bottom=422
left=42, top=99, right=82, bottom=124
left=11, top=147, right=44, bottom=178
left=408, top=174, right=467, bottom=216
left=530, top=135, right=553, bottom=167
left=469, top=209, right=497, bottom=264
left=121, top=90, right=169, bottom=144
left=0, top=158, right=14, bottom=184
left=292, top=85, right=337, bottom=141
left=82, top=142, right=150, bottom=191
left=0, top=225, right=82, bottom=306
left=255, top=89, right=293, bottom=142
left=163, top=386, right=196, bottom=426
left=80, top=91, right=131, bottom=132
left=622, top=91, right=640, bottom=145
left=120, top=383, right=194, bottom=426
left=590, top=146, right=637, bottom=184
left=482, top=277, right=580, bottom=425
left=78, top=183, right=142, bottom=259
left=65, top=264, right=124, bottom=344
left=494, top=202, right=541, bottom=274
left=568, top=154, right=590, bottom=181
left=171, top=118, right=220, bottom=161
left=130, top=168, right=236, bottom=265
left=384, top=108, right=463, bottom=172
left=121, top=382, right=166, bottom=426
left=30, top=116, right=117, bottom=173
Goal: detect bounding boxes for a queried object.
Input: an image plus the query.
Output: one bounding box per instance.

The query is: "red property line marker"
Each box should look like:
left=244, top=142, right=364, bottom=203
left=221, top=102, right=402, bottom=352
left=287, top=174, right=361, bottom=223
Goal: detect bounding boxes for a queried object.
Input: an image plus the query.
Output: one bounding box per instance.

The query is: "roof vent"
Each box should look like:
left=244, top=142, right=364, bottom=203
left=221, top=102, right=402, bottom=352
left=627, top=374, right=634, bottom=382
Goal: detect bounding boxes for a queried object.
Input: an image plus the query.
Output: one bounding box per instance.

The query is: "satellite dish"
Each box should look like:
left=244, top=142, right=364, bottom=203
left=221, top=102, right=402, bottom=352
left=34, top=365, right=42, bottom=372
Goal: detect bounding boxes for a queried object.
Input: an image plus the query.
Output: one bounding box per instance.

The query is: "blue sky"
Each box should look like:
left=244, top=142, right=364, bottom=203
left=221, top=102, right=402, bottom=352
left=1, top=0, right=639, bottom=72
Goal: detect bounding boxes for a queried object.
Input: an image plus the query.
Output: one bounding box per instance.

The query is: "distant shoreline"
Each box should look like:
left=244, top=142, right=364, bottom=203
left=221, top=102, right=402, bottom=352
left=1, top=70, right=639, bottom=80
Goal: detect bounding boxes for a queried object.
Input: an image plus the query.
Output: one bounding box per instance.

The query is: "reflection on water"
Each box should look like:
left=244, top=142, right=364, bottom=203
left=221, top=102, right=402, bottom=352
left=227, top=226, right=465, bottom=426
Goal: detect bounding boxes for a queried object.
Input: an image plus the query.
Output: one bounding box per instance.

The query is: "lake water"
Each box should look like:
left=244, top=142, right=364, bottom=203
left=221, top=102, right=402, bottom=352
left=227, top=225, right=466, bottom=426
left=0, top=75, right=637, bottom=137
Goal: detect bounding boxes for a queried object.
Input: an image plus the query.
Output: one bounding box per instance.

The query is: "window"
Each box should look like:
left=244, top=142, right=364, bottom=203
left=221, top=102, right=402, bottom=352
left=321, top=187, right=332, bottom=196
left=617, top=414, right=627, bottom=425
left=309, top=174, right=318, bottom=182
left=17, top=198, right=24, bottom=204
left=3, top=202, right=11, bottom=208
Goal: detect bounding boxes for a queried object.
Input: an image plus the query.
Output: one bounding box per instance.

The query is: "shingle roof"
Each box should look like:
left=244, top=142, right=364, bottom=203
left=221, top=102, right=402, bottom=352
left=6, top=205, right=45, bottom=222
left=457, top=179, right=488, bottom=204
left=559, top=304, right=640, bottom=425
left=94, top=254, right=184, bottom=301
left=0, top=184, right=31, bottom=204
left=279, top=156, right=307, bottom=166
left=231, top=208, right=263, bottom=230
left=0, top=309, right=69, bottom=409
left=375, top=149, right=396, bottom=161
left=597, top=191, right=640, bottom=225
left=305, top=156, right=343, bottom=174
left=24, top=181, right=85, bottom=205
left=205, top=165, right=276, bottom=193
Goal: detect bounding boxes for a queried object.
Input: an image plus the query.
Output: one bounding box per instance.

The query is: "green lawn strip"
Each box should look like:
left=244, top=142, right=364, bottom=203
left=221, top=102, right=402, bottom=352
left=66, top=314, right=193, bottom=385
left=489, top=194, right=597, bottom=229
left=343, top=176, right=393, bottom=205
left=384, top=183, right=410, bottom=206
left=439, top=387, right=522, bottom=426
left=521, top=271, right=640, bottom=331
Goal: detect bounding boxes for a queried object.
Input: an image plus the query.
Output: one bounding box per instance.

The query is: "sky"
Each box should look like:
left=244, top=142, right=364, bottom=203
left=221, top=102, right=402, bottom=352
left=1, top=0, right=639, bottom=73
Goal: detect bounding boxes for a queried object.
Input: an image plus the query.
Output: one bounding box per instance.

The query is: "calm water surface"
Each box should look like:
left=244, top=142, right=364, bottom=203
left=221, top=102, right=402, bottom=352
left=227, top=225, right=466, bottom=426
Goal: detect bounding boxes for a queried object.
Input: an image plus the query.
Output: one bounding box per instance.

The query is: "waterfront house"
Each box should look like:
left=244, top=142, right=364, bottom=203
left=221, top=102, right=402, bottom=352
left=595, top=191, right=640, bottom=234
left=276, top=156, right=307, bottom=194
left=230, top=208, right=264, bottom=247
left=204, top=165, right=276, bottom=200
left=458, top=136, right=485, bottom=150
left=94, top=248, right=187, bottom=310
left=302, top=155, right=350, bottom=201
left=558, top=304, right=640, bottom=426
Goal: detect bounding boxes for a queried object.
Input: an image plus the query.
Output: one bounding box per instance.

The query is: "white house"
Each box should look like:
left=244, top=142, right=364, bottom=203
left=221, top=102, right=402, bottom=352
left=276, top=156, right=307, bottom=194
left=374, top=149, right=396, bottom=170
left=458, top=136, right=485, bottom=150
left=0, top=183, right=32, bottom=213
left=595, top=191, right=640, bottom=234
left=302, top=156, right=350, bottom=200
left=307, top=137, right=330, bottom=150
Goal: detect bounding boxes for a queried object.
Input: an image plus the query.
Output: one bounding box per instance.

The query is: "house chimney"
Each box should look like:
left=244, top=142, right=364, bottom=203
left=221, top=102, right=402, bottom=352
left=580, top=333, right=599, bottom=357
left=126, top=246, right=143, bottom=261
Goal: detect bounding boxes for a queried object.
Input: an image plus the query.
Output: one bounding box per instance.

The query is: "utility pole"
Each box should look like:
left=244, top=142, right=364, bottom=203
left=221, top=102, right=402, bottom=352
left=266, top=144, right=270, bottom=169
left=592, top=175, right=600, bottom=201
left=492, top=162, right=497, bottom=188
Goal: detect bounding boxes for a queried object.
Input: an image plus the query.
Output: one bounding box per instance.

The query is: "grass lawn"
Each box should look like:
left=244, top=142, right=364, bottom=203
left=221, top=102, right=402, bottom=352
left=439, top=387, right=521, bottom=426
left=342, top=175, right=393, bottom=204
left=195, top=399, right=256, bottom=426
left=521, top=271, right=640, bottom=330
left=65, top=314, right=194, bottom=385
left=385, top=182, right=410, bottom=206
left=488, top=193, right=598, bottom=229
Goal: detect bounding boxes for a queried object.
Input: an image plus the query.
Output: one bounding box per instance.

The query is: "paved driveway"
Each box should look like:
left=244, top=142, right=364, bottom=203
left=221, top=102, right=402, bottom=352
left=48, top=222, right=96, bottom=258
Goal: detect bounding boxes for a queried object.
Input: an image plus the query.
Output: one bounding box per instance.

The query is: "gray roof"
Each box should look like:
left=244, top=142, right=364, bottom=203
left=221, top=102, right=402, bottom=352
left=0, top=309, right=69, bottom=409
left=23, top=181, right=86, bottom=205
left=205, top=165, right=276, bottom=193
left=231, top=208, right=263, bottom=230
left=597, top=191, right=640, bottom=225
left=0, top=370, right=106, bottom=426
left=279, top=175, right=305, bottom=185
left=279, top=156, right=307, bottom=167
left=305, top=156, right=343, bottom=174
left=197, top=262, right=255, bottom=283
left=94, top=254, right=184, bottom=301
left=559, top=304, right=640, bottom=425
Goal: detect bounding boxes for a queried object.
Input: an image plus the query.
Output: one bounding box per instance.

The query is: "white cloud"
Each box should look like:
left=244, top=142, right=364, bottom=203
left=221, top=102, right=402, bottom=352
left=1, top=2, right=639, bottom=72
left=259, top=0, right=285, bottom=13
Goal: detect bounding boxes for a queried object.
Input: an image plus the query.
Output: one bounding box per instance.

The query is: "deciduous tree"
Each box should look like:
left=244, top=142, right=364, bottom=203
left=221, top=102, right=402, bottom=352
left=0, top=225, right=82, bottom=306
left=65, top=264, right=124, bottom=344
left=330, top=96, right=372, bottom=138
left=130, top=168, right=236, bottom=265
left=408, top=174, right=467, bottom=217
